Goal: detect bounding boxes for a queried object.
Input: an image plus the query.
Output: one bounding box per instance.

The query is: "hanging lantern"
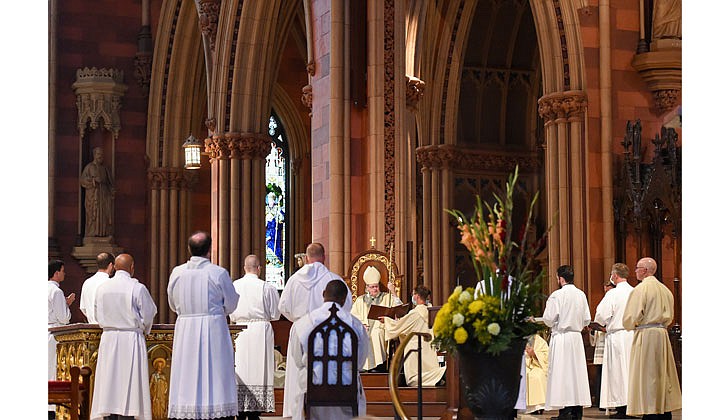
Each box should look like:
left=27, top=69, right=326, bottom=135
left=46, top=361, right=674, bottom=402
left=183, top=134, right=202, bottom=169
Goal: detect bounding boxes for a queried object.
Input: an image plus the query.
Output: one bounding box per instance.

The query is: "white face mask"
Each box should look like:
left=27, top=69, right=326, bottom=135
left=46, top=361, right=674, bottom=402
left=411, top=295, right=417, bottom=306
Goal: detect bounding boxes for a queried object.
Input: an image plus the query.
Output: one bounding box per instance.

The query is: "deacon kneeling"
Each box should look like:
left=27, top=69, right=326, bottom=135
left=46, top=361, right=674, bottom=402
left=350, top=266, right=402, bottom=372
left=287, top=280, right=369, bottom=420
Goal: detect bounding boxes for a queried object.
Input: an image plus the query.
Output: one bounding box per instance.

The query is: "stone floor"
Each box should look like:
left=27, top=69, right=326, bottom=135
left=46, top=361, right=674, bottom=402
left=262, top=408, right=684, bottom=419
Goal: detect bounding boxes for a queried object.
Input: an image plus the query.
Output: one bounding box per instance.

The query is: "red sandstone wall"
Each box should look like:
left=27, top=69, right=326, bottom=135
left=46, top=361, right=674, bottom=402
left=580, top=0, right=681, bottom=322
left=53, top=0, right=163, bottom=322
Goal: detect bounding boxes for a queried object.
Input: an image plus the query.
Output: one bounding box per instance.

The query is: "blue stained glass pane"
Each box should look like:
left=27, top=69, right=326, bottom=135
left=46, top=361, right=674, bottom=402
left=266, top=114, right=287, bottom=290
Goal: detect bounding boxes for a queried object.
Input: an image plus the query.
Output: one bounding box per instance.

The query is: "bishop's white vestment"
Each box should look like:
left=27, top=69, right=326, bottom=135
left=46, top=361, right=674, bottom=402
left=167, top=256, right=240, bottom=419
left=351, top=291, right=402, bottom=370
left=384, top=304, right=446, bottom=387
left=278, top=262, right=352, bottom=417
left=230, top=273, right=281, bottom=413
left=79, top=270, right=109, bottom=323
left=542, top=283, right=592, bottom=410
left=594, top=281, right=634, bottom=409
left=48, top=280, right=71, bottom=412
left=525, top=334, right=549, bottom=413
left=91, top=270, right=157, bottom=420
left=287, top=302, right=368, bottom=420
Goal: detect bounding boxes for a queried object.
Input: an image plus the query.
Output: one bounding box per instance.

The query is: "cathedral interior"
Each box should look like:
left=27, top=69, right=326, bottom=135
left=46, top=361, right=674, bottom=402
left=32, top=0, right=699, bottom=418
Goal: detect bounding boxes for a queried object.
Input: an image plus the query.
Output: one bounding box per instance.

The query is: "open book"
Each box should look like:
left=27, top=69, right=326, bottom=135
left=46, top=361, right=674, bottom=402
left=368, top=303, right=410, bottom=320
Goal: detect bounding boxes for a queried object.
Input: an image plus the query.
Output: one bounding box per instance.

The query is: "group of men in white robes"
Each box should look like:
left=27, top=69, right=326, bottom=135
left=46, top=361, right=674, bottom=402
left=286, top=279, right=369, bottom=420
left=541, top=259, right=681, bottom=420
left=278, top=242, right=354, bottom=418
left=350, top=265, right=402, bottom=372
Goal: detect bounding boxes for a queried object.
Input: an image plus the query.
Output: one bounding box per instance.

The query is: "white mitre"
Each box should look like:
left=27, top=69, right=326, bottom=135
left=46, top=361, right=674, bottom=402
left=363, top=266, right=381, bottom=285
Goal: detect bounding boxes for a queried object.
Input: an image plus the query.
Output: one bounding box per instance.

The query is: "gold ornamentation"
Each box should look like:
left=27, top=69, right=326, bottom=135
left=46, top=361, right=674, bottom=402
left=350, top=253, right=399, bottom=300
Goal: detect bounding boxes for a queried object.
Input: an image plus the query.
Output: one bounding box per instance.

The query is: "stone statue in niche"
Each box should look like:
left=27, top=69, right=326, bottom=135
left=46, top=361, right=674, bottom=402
left=652, top=0, right=681, bottom=39
left=80, top=147, right=114, bottom=237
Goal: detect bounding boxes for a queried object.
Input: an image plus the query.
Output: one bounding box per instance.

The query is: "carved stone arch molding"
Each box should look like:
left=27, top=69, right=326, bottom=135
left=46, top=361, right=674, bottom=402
left=145, top=0, right=207, bottom=322
left=530, top=0, right=591, bottom=292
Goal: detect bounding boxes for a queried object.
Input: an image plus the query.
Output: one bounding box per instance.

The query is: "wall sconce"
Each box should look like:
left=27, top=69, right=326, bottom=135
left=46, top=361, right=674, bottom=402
left=183, top=134, right=202, bottom=169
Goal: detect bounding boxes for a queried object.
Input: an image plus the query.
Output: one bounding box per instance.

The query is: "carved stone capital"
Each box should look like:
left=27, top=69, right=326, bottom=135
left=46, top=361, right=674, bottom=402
left=147, top=167, right=198, bottom=190
left=198, top=0, right=221, bottom=53
left=134, top=52, right=152, bottom=96
left=406, top=76, right=425, bottom=111
left=205, top=132, right=271, bottom=161
left=73, top=67, right=128, bottom=138
left=537, top=90, right=587, bottom=125
left=205, top=117, right=217, bottom=133
left=416, top=144, right=541, bottom=173
left=301, top=84, right=313, bottom=117
left=306, top=60, right=315, bottom=77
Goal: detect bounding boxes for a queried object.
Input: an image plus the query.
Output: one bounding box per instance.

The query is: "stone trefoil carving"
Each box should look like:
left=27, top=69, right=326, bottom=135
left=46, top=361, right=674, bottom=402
left=73, top=67, right=128, bottom=139
left=405, top=76, right=425, bottom=111
left=198, top=0, right=221, bottom=53
left=537, top=90, right=587, bottom=125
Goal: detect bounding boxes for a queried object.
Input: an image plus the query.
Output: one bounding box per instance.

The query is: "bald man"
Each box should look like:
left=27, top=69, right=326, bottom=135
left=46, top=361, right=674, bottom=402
left=167, top=231, right=240, bottom=420
left=91, top=254, right=157, bottom=420
left=278, top=243, right=353, bottom=418
left=623, top=257, right=682, bottom=419
left=230, top=255, right=281, bottom=419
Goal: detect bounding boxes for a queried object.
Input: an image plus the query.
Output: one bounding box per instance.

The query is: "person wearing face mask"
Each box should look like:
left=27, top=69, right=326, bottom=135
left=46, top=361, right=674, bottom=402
left=351, top=266, right=402, bottom=372
left=383, top=285, right=446, bottom=386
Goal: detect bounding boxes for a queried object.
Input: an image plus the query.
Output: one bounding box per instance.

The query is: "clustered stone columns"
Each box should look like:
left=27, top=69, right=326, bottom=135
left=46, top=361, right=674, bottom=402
left=147, top=167, right=197, bottom=322
left=415, top=145, right=456, bottom=305
left=537, top=90, right=589, bottom=287
left=205, top=132, right=271, bottom=280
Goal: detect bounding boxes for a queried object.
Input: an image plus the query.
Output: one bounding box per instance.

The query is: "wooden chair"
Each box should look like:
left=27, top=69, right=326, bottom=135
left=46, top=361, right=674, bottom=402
left=304, top=303, right=359, bottom=419
left=48, top=365, right=92, bottom=420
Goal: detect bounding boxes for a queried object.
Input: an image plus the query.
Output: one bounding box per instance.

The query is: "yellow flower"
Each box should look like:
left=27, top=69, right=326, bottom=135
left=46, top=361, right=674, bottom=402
left=454, top=327, right=468, bottom=344
left=468, top=300, right=485, bottom=314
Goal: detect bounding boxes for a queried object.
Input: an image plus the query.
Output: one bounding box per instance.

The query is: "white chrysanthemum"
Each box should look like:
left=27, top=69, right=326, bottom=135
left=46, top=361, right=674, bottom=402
left=487, top=322, right=501, bottom=335
left=458, top=290, right=472, bottom=304
left=452, top=313, right=465, bottom=327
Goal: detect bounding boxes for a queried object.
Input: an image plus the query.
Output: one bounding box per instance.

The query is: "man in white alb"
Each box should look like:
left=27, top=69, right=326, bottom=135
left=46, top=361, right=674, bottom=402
left=383, top=284, right=446, bottom=387
left=167, top=231, right=240, bottom=420
left=48, top=259, right=75, bottom=419
left=542, top=265, right=591, bottom=420
left=351, top=265, right=402, bottom=372
left=79, top=252, right=115, bottom=324
left=287, top=280, right=368, bottom=420
left=91, top=253, right=157, bottom=420
left=594, top=263, right=635, bottom=419
left=278, top=242, right=353, bottom=418
left=230, top=254, right=281, bottom=420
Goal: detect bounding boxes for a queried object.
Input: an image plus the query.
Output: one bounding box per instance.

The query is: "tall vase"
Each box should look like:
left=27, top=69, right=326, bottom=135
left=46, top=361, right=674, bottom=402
left=457, top=339, right=526, bottom=420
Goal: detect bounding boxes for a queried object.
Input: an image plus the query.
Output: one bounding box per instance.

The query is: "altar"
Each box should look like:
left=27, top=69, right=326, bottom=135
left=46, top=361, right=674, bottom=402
left=49, top=323, right=245, bottom=420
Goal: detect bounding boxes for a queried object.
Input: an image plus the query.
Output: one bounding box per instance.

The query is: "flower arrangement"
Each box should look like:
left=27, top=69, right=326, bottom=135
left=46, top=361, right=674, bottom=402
left=433, top=166, right=548, bottom=355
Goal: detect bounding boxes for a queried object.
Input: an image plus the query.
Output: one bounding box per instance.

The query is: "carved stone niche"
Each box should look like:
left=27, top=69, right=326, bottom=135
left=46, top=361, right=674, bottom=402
left=631, top=51, right=681, bottom=115
left=72, top=67, right=128, bottom=139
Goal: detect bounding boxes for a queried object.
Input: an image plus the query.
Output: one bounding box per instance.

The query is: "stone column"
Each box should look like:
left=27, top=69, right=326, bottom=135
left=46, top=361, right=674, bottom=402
left=537, top=90, right=589, bottom=289
left=147, top=167, right=196, bottom=322
left=205, top=132, right=270, bottom=278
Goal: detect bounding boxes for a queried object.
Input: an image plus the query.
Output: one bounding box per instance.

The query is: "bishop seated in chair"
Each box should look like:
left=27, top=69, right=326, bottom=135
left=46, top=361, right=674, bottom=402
left=350, top=266, right=402, bottom=372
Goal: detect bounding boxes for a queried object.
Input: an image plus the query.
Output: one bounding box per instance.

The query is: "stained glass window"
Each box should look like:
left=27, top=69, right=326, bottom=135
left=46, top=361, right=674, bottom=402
left=266, top=113, right=288, bottom=290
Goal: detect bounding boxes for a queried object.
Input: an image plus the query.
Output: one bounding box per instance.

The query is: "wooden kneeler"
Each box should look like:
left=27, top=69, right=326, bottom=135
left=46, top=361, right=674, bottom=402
left=48, top=365, right=92, bottom=420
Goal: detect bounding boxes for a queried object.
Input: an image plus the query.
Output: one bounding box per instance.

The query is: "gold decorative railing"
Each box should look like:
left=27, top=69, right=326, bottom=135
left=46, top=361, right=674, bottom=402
left=388, top=331, right=433, bottom=420
left=49, top=323, right=245, bottom=420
